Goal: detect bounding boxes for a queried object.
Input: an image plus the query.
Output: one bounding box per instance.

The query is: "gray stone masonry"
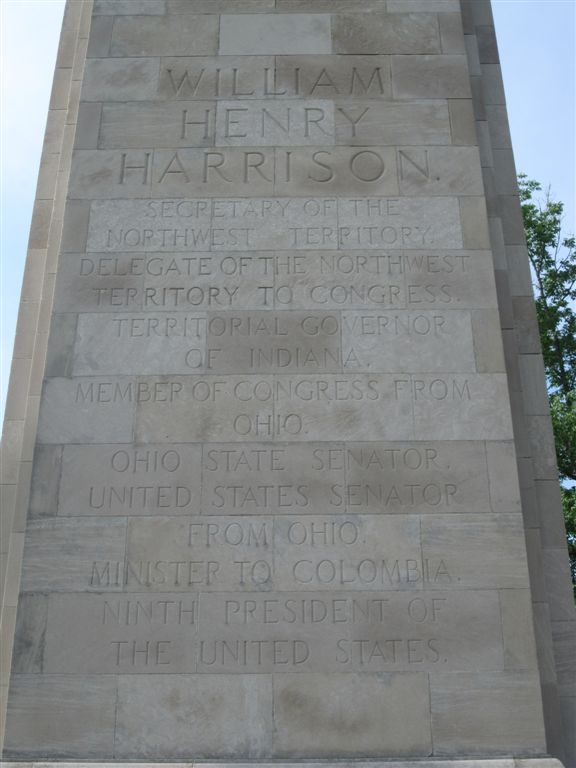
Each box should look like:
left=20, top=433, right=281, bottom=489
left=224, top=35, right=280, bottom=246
left=0, top=0, right=573, bottom=765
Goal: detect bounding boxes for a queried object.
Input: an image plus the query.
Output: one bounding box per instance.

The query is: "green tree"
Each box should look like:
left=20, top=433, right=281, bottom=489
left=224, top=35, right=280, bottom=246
left=518, top=174, right=576, bottom=589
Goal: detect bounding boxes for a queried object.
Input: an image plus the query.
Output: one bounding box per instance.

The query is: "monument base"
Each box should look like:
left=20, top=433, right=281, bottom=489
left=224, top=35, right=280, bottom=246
left=0, top=760, right=566, bottom=768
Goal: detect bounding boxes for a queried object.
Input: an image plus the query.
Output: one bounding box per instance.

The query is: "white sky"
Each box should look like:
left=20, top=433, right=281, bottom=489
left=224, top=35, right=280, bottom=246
left=0, top=0, right=575, bottom=422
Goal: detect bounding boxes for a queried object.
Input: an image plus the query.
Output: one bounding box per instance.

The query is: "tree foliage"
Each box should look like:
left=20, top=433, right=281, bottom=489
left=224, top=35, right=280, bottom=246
left=518, top=174, right=576, bottom=587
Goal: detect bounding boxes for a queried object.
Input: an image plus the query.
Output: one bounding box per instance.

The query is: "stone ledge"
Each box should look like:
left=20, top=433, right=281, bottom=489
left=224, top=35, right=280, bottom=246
left=0, top=759, right=566, bottom=768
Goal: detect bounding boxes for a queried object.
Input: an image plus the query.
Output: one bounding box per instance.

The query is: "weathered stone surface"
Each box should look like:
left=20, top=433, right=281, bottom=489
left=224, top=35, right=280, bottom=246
left=37, top=377, right=135, bottom=444
left=4, top=0, right=567, bottom=762
left=19, top=518, right=126, bottom=592
left=273, top=673, right=431, bottom=756
left=393, top=55, right=471, bottom=98
left=421, top=514, right=529, bottom=589
left=115, top=675, right=273, bottom=758
left=333, top=14, right=441, bottom=55
left=3, top=676, right=116, bottom=758
left=111, top=15, right=219, bottom=57
left=220, top=15, right=332, bottom=56
left=430, top=672, right=546, bottom=753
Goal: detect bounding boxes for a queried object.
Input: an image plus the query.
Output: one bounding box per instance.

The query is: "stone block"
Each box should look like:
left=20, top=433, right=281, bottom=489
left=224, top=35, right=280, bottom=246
left=82, top=58, right=160, bottom=102
left=273, top=673, right=431, bottom=756
left=3, top=359, right=31, bottom=421
left=44, top=313, right=77, bottom=377
left=439, top=12, right=465, bottom=53
left=11, top=594, right=48, bottom=674
left=471, top=309, right=506, bottom=372
left=3, top=676, right=116, bottom=758
left=159, top=56, right=276, bottom=100
left=401, top=249, right=497, bottom=310
left=215, top=100, right=334, bottom=147
left=459, top=196, right=491, bottom=249
left=539, top=683, right=567, bottom=763
left=421, top=514, right=529, bottom=589
left=333, top=13, right=441, bottom=54
left=86, top=16, right=113, bottom=58
left=126, top=515, right=274, bottom=591
left=506, top=244, right=533, bottom=296
left=481, top=64, right=506, bottom=105
left=58, top=443, right=201, bottom=516
left=409, top=373, right=513, bottom=440
left=560, top=697, right=576, bottom=765
left=37, top=377, right=135, bottom=444
left=274, top=146, right=399, bottom=197
left=28, top=200, right=52, bottom=250
left=499, top=589, right=538, bottom=669
left=519, top=355, right=549, bottom=416
left=477, top=25, right=499, bottom=64
left=485, top=441, right=521, bottom=514
left=94, top=0, right=166, bottom=13
left=28, top=444, right=62, bottom=518
left=536, top=480, right=569, bottom=548
left=486, top=104, right=512, bottom=148
left=278, top=0, right=387, bottom=9
left=336, top=102, right=451, bottom=146
left=198, top=588, right=504, bottom=673
left=115, top=675, right=273, bottom=758
left=19, top=517, right=126, bottom=592
left=171, top=0, right=275, bottom=10
left=398, top=146, right=483, bottom=196
left=71, top=312, right=207, bottom=375
left=111, top=15, right=219, bottom=57
left=430, top=672, right=546, bottom=754
left=100, top=101, right=216, bottom=149
left=513, top=296, right=542, bottom=354
left=552, top=620, right=576, bottom=697
left=74, top=103, right=102, bottom=150
left=448, top=99, right=476, bottom=145
left=43, top=592, right=199, bottom=673
left=393, top=55, right=470, bottom=98
left=135, top=374, right=414, bottom=444
left=542, top=548, right=576, bottom=621
left=53, top=252, right=145, bottom=313
left=220, top=15, right=332, bottom=55
left=205, top=310, right=345, bottom=374
left=337, top=197, right=463, bottom=250
left=465, top=34, right=481, bottom=75
left=527, top=415, right=558, bottom=480
left=60, top=200, right=90, bottom=252
left=388, top=0, right=459, bottom=9
left=476, top=121, right=493, bottom=167
left=343, top=309, right=475, bottom=372
left=275, top=55, right=392, bottom=99
left=274, top=514, right=426, bottom=592
left=2, top=532, right=24, bottom=606
left=201, top=441, right=344, bottom=515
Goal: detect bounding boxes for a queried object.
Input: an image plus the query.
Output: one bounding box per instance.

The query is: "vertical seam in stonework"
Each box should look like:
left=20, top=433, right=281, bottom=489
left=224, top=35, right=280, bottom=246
left=112, top=673, right=120, bottom=758
left=481, top=440, right=494, bottom=514
left=427, top=669, right=434, bottom=756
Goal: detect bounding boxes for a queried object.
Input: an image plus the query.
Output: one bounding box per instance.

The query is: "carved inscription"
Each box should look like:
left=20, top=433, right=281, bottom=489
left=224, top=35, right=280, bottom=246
left=23, top=10, right=520, bottom=729
left=87, top=196, right=462, bottom=253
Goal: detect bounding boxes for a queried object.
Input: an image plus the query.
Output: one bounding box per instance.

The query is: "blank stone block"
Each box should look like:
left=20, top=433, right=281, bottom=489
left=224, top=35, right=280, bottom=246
left=273, top=673, right=431, bottom=756
left=430, top=672, right=546, bottom=754
left=3, top=675, right=117, bottom=758
left=333, top=13, right=441, bottom=54
left=111, top=15, right=219, bottom=57
left=220, top=15, right=332, bottom=55
left=115, top=675, right=273, bottom=758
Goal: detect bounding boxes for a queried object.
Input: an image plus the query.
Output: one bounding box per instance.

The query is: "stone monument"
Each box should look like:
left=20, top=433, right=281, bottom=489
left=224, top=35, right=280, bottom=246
left=1, top=0, right=574, bottom=766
